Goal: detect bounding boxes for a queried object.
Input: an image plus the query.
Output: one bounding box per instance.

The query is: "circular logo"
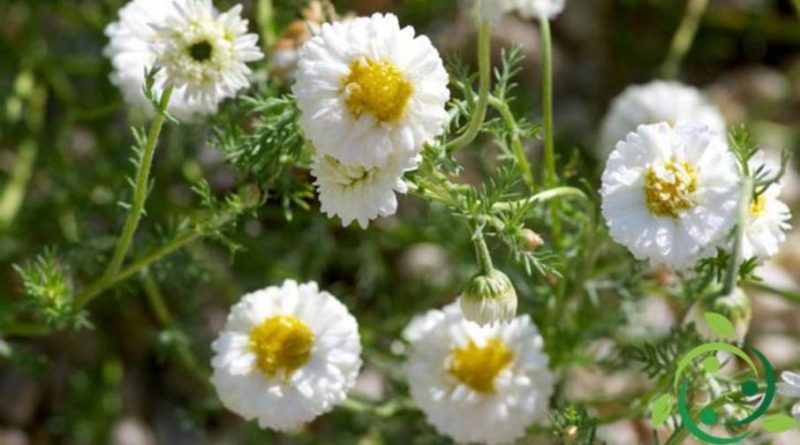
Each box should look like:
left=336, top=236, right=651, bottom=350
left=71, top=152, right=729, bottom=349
left=674, top=342, right=776, bottom=444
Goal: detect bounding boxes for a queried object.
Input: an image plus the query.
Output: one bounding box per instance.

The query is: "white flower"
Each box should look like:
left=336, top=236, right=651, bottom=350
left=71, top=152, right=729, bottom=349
left=403, top=302, right=554, bottom=445
left=741, top=152, right=792, bottom=262
left=105, top=0, right=213, bottom=120
left=150, top=0, right=264, bottom=112
left=210, top=280, right=362, bottom=431
left=778, top=371, right=800, bottom=423
left=479, top=0, right=567, bottom=21
left=599, top=80, right=726, bottom=156
left=293, top=13, right=450, bottom=168
left=601, top=123, right=740, bottom=269
left=312, top=152, right=415, bottom=229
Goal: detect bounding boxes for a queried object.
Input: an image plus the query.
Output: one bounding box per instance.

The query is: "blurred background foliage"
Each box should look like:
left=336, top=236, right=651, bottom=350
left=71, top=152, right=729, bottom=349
left=1, top=0, right=799, bottom=444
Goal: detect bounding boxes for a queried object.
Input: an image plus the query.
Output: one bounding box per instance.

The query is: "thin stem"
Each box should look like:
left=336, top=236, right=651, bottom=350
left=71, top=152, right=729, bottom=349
left=141, top=270, right=209, bottom=385
left=793, top=0, right=800, bottom=19
left=722, top=177, right=753, bottom=295
left=0, top=140, right=38, bottom=230
left=78, top=229, right=198, bottom=307
left=446, top=19, right=492, bottom=152
left=745, top=281, right=800, bottom=303
left=257, top=0, right=276, bottom=50
left=101, top=85, right=173, bottom=286
left=661, top=0, right=710, bottom=78
left=473, top=231, right=494, bottom=275
left=492, top=186, right=589, bottom=211
left=488, top=95, right=536, bottom=192
left=539, top=17, right=562, bottom=250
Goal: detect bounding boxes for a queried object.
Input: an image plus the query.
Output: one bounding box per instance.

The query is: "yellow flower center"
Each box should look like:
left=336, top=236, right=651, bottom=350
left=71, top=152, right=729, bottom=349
left=341, top=58, right=413, bottom=123
left=750, top=194, right=766, bottom=218
left=644, top=159, right=699, bottom=218
left=447, top=338, right=514, bottom=394
left=249, top=315, right=315, bottom=378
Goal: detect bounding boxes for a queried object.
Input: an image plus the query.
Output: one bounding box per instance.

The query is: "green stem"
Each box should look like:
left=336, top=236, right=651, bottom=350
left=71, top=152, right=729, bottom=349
left=661, top=0, right=710, bottom=78
left=488, top=95, right=536, bottom=192
left=492, top=186, right=589, bottom=211
left=78, top=229, right=198, bottom=307
left=722, top=177, right=753, bottom=296
left=0, top=140, right=38, bottom=230
left=793, top=0, right=800, bottom=19
left=745, top=280, right=800, bottom=303
left=101, top=85, right=173, bottom=287
left=257, top=0, right=276, bottom=50
left=446, top=20, right=492, bottom=152
left=539, top=17, right=562, bottom=250
left=141, top=270, right=209, bottom=385
left=473, top=231, right=494, bottom=275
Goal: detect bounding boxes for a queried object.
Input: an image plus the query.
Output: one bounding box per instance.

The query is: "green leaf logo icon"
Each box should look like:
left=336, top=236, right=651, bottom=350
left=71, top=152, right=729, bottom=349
left=651, top=393, right=674, bottom=427
left=762, top=413, right=798, bottom=433
left=704, top=312, right=736, bottom=340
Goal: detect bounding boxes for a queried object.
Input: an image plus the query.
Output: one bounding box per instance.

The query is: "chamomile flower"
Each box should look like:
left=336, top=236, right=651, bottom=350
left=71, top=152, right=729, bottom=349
left=742, top=153, right=792, bottom=262
left=150, top=0, right=264, bottom=112
left=403, top=302, right=554, bottom=445
left=210, top=280, right=362, bottom=431
left=778, top=371, right=800, bottom=423
left=480, top=0, right=567, bottom=22
left=601, top=123, right=740, bottom=269
left=311, top=152, right=415, bottom=229
left=599, top=80, right=726, bottom=156
left=104, top=0, right=212, bottom=120
left=293, top=13, right=450, bottom=168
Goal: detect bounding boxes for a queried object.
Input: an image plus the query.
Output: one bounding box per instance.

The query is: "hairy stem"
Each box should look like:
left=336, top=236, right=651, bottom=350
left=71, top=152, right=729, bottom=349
left=446, top=19, right=492, bottom=152
left=100, top=85, right=174, bottom=289
left=488, top=95, right=536, bottom=192
left=473, top=231, right=494, bottom=275
left=661, top=0, right=710, bottom=78
left=539, top=17, right=562, bottom=251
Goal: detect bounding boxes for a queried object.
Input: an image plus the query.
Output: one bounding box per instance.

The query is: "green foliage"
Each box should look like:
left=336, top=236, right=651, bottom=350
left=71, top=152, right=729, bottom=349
left=11, top=249, right=89, bottom=330
left=549, top=404, right=600, bottom=445
left=616, top=325, right=701, bottom=379
left=212, top=92, right=313, bottom=219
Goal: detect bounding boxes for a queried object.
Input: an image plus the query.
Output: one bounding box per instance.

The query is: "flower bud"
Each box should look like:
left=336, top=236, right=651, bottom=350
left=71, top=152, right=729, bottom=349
left=686, top=287, right=752, bottom=342
left=520, top=228, right=544, bottom=251
left=459, top=269, right=518, bottom=326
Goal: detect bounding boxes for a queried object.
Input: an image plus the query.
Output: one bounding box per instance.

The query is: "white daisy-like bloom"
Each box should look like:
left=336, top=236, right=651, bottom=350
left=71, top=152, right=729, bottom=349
left=312, top=152, right=416, bottom=229
left=293, top=13, right=450, bottom=168
left=741, top=152, right=792, bottom=262
left=778, top=371, right=800, bottom=423
left=150, top=0, right=264, bottom=112
left=104, top=0, right=213, bottom=120
left=403, top=302, right=554, bottom=445
left=599, top=80, right=726, bottom=156
left=479, top=0, right=567, bottom=22
left=210, top=280, right=362, bottom=431
left=601, top=123, right=740, bottom=269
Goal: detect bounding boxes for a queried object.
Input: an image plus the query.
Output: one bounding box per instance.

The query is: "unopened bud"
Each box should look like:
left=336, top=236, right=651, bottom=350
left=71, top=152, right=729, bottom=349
left=686, top=287, right=752, bottom=342
left=521, top=229, right=544, bottom=251
left=460, top=269, right=518, bottom=325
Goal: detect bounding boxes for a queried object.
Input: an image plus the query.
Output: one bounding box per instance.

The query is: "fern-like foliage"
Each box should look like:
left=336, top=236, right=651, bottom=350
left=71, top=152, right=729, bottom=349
left=615, top=324, right=701, bottom=379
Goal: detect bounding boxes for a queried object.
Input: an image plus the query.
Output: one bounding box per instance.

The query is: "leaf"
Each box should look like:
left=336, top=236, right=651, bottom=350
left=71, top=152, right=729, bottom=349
left=762, top=413, right=798, bottom=433
left=651, top=393, right=674, bottom=427
left=704, top=312, right=736, bottom=339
